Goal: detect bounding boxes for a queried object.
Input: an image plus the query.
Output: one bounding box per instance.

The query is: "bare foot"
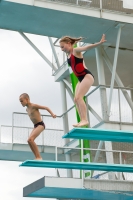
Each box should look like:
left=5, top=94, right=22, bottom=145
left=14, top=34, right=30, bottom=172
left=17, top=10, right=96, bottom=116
left=77, top=120, right=89, bottom=127
left=73, top=122, right=80, bottom=127
left=34, top=158, right=43, bottom=160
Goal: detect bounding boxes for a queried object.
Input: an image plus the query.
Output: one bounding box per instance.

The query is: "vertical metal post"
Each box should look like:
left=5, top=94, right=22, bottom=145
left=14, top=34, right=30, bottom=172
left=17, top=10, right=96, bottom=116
left=130, top=89, right=133, bottom=122
left=85, top=96, right=90, bottom=125
left=55, top=146, right=58, bottom=176
left=92, top=141, right=104, bottom=176
left=55, top=146, right=58, bottom=162
left=42, top=131, right=44, bottom=153
left=95, top=46, right=115, bottom=180
left=12, top=112, right=14, bottom=150
left=117, top=152, right=123, bottom=180
left=100, top=0, right=103, bottom=18
left=60, top=81, right=72, bottom=178
left=107, top=25, right=122, bottom=116
left=81, top=139, right=84, bottom=188
left=95, top=46, right=108, bottom=121
left=0, top=126, right=1, bottom=143
left=118, top=88, right=122, bottom=129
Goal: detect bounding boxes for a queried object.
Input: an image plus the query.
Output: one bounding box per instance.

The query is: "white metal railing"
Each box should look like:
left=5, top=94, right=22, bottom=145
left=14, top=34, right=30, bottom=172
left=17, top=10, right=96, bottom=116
left=0, top=113, right=64, bottom=147
left=38, top=0, right=133, bottom=14
left=0, top=125, right=63, bottom=146
left=1, top=85, right=133, bottom=144
left=66, top=84, right=133, bottom=126
left=54, top=84, right=133, bottom=126
left=54, top=144, right=133, bottom=183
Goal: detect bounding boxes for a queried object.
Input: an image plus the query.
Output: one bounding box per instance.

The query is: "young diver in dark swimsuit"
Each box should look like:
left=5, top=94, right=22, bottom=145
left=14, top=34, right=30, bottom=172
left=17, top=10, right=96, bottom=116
left=19, top=93, right=56, bottom=160
left=59, top=35, right=106, bottom=127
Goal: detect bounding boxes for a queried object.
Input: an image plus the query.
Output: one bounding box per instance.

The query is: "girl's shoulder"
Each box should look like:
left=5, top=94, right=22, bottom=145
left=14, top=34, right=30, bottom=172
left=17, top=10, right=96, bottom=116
left=73, top=48, right=83, bottom=58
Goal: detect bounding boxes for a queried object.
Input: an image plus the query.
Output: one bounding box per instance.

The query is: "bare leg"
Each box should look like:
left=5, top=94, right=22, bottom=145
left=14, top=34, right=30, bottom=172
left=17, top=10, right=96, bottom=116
left=74, top=74, right=94, bottom=127
left=27, top=125, right=44, bottom=160
left=73, top=82, right=82, bottom=127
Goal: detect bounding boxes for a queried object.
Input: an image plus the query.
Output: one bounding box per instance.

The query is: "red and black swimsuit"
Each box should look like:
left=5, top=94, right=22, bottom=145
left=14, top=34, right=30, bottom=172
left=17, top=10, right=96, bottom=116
left=67, top=54, right=94, bottom=82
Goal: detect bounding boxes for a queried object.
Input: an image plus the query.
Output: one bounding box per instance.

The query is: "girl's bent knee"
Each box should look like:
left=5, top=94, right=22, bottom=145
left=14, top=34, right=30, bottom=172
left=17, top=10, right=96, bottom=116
left=74, top=97, right=76, bottom=103
left=75, top=96, right=82, bottom=103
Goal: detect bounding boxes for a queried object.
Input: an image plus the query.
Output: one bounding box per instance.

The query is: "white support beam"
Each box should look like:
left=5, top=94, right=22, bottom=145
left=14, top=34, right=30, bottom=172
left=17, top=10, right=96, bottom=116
left=95, top=46, right=108, bottom=121
left=63, top=79, right=72, bottom=92
left=92, top=140, right=104, bottom=176
left=104, top=142, right=115, bottom=179
left=107, top=24, right=124, bottom=116
left=63, top=82, right=74, bottom=102
left=60, top=81, right=72, bottom=178
left=130, top=89, right=133, bottom=122
left=19, top=32, right=57, bottom=71
left=60, top=81, right=69, bottom=135
left=88, top=104, right=102, bottom=122
left=95, top=46, right=115, bottom=180
left=102, top=48, right=133, bottom=111
left=48, top=37, right=60, bottom=68
left=100, top=0, right=103, bottom=18
left=62, top=78, right=74, bottom=102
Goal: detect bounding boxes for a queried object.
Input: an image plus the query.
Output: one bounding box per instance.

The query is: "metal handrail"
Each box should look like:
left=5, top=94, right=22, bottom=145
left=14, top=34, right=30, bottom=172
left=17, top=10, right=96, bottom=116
left=55, top=145, right=133, bottom=154
left=13, top=84, right=133, bottom=118
left=1, top=125, right=63, bottom=131
left=61, top=84, right=133, bottom=117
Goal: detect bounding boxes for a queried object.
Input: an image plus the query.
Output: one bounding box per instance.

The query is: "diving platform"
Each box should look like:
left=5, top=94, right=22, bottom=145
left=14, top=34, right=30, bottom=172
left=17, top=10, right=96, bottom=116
left=0, top=143, right=65, bottom=162
left=23, top=176, right=133, bottom=199
left=20, top=160, right=133, bottom=173
left=62, top=128, right=133, bottom=143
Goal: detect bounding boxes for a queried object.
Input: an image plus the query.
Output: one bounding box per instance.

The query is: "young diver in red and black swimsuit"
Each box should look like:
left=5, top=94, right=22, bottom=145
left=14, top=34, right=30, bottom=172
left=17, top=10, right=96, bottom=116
left=59, top=35, right=106, bottom=127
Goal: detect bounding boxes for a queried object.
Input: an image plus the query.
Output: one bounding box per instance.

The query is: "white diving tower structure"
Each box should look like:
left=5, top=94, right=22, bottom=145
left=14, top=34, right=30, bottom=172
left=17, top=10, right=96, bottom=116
left=0, top=0, right=133, bottom=199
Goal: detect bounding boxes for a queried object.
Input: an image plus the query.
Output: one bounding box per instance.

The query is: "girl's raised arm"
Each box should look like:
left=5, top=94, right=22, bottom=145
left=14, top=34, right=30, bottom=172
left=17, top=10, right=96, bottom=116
left=74, top=34, right=106, bottom=53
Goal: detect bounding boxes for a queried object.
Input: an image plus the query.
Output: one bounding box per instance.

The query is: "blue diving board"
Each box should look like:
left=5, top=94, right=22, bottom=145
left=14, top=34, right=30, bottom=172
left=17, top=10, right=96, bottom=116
left=20, top=160, right=133, bottom=173
left=62, top=128, right=133, bottom=143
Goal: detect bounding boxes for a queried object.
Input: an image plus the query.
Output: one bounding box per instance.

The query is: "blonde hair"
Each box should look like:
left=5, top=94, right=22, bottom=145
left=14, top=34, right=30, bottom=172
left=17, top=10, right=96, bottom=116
left=59, top=36, right=83, bottom=45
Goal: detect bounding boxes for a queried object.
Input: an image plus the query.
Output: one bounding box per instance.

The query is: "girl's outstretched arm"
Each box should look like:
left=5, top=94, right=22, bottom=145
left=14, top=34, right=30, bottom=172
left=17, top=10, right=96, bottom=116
left=74, top=34, right=106, bottom=53
left=34, top=104, right=56, bottom=118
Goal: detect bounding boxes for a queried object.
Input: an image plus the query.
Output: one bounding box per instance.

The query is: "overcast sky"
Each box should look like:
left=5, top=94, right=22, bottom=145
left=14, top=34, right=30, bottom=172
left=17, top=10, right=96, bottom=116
left=0, top=29, right=69, bottom=126
left=0, top=29, right=72, bottom=200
